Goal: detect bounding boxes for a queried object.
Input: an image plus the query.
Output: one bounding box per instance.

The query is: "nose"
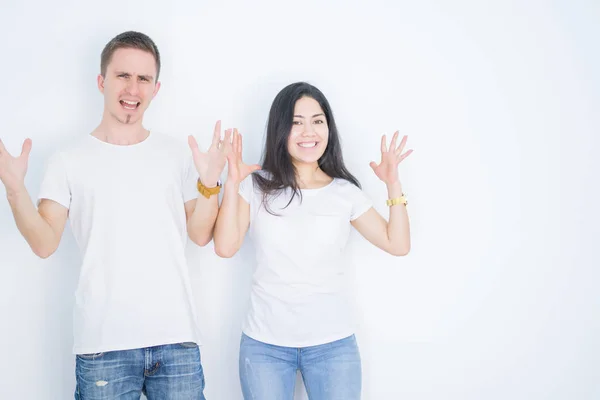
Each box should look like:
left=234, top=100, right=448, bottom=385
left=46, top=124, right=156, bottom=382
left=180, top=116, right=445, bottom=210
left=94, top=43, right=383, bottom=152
left=126, top=79, right=140, bottom=96
left=301, top=122, right=315, bottom=136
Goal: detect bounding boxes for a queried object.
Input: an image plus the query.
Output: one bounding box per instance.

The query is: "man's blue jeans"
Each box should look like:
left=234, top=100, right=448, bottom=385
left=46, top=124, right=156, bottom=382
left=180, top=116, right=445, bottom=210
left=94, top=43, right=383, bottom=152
left=74, top=342, right=206, bottom=399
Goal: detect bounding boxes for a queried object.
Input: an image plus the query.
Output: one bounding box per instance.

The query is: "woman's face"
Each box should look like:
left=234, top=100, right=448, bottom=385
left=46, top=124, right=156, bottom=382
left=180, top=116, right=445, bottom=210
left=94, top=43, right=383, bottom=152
left=287, top=96, right=329, bottom=166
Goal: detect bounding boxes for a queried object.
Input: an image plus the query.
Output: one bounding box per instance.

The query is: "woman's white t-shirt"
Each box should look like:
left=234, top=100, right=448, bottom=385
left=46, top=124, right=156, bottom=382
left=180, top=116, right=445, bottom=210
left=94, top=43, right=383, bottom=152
left=239, top=172, right=372, bottom=347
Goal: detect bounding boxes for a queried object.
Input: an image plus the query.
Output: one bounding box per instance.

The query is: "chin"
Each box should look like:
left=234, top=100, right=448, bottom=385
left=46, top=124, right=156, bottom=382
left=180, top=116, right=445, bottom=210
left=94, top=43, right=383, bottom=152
left=293, top=157, right=321, bottom=165
left=289, top=147, right=326, bottom=165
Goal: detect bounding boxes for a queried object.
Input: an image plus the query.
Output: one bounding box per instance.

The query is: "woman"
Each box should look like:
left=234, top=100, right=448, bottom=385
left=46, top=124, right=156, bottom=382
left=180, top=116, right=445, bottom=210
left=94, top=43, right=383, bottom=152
left=214, top=82, right=412, bottom=399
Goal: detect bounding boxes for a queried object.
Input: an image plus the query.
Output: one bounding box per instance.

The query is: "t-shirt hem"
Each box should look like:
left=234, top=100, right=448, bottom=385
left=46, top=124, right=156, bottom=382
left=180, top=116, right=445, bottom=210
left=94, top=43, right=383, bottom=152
left=37, top=193, right=70, bottom=209
left=239, top=191, right=251, bottom=204
left=183, top=193, right=199, bottom=203
left=72, top=335, right=202, bottom=355
left=350, top=203, right=372, bottom=221
left=241, top=329, right=355, bottom=348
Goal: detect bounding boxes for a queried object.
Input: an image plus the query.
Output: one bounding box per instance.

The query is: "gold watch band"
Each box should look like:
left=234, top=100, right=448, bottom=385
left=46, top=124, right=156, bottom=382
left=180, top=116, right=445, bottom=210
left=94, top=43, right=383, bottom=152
left=197, top=179, right=221, bottom=199
left=386, top=194, right=408, bottom=206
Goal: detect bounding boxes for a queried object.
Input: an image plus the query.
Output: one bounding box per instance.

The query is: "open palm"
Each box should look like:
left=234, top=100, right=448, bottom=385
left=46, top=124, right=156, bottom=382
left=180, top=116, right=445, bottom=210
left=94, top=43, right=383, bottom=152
left=188, top=121, right=230, bottom=187
left=370, top=131, right=412, bottom=185
left=227, top=129, right=260, bottom=184
left=0, top=138, right=32, bottom=191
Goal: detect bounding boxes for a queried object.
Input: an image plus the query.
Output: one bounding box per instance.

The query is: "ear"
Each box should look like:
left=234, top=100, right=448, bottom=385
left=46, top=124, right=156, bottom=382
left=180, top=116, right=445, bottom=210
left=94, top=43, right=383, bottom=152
left=152, top=81, right=161, bottom=99
left=97, top=74, right=105, bottom=94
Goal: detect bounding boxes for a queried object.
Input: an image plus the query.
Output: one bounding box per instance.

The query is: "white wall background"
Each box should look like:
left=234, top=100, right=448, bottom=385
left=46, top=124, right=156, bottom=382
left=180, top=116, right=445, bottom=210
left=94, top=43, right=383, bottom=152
left=0, top=0, right=598, bottom=399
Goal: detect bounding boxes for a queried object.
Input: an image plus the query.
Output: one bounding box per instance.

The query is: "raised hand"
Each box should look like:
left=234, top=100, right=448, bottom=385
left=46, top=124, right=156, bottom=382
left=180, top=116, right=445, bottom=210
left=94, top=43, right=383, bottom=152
left=370, top=131, right=412, bottom=185
left=226, top=129, right=260, bottom=185
left=188, top=121, right=230, bottom=187
left=0, top=138, right=32, bottom=192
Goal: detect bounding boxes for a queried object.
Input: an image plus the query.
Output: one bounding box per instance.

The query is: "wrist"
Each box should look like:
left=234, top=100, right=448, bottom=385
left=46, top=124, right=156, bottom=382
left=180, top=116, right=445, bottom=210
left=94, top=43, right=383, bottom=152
left=224, top=181, right=240, bottom=193
left=386, top=181, right=403, bottom=197
left=198, top=176, right=219, bottom=188
left=203, top=181, right=219, bottom=189
left=196, top=178, right=221, bottom=199
left=6, top=182, right=27, bottom=200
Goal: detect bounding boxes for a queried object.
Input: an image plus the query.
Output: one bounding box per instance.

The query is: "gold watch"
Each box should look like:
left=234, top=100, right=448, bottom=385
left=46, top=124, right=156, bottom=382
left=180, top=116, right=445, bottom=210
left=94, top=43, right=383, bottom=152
left=386, top=194, right=408, bottom=206
left=197, top=179, right=222, bottom=199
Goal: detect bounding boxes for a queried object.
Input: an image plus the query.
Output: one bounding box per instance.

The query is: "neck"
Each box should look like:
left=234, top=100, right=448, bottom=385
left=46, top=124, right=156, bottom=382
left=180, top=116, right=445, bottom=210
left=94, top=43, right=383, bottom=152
left=294, top=162, right=331, bottom=189
left=92, top=113, right=149, bottom=145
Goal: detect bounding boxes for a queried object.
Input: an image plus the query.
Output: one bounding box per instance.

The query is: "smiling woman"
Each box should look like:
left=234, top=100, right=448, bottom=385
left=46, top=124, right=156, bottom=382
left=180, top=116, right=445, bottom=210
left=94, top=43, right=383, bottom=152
left=253, top=82, right=363, bottom=213
left=213, top=81, right=413, bottom=400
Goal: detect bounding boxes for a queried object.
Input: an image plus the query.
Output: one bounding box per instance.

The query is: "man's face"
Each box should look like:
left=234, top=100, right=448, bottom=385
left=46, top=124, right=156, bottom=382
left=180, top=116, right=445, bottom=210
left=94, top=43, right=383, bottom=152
left=98, top=47, right=160, bottom=125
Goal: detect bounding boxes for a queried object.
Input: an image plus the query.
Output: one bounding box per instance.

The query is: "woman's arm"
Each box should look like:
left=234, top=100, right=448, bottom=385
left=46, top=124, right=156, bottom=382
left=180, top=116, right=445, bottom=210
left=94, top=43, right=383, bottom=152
left=352, top=131, right=413, bottom=256
left=213, top=130, right=260, bottom=258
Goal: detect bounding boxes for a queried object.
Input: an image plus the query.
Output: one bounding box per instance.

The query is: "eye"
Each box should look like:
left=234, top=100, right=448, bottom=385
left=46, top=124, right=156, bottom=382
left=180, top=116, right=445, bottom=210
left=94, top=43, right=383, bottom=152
left=118, top=73, right=128, bottom=78
left=314, top=119, right=325, bottom=124
left=293, top=120, right=302, bottom=125
left=139, top=77, right=149, bottom=82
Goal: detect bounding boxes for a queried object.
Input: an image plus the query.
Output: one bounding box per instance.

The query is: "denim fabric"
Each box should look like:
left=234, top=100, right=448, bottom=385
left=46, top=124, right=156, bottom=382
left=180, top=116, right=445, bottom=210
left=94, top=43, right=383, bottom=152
left=239, top=334, right=361, bottom=400
left=74, top=342, right=205, bottom=399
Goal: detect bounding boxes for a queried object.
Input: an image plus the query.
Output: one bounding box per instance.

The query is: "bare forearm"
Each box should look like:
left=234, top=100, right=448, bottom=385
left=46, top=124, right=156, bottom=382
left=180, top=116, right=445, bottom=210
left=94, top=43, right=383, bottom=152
left=6, top=185, right=59, bottom=258
left=386, top=181, right=411, bottom=255
left=214, top=182, right=242, bottom=257
left=187, top=194, right=219, bottom=246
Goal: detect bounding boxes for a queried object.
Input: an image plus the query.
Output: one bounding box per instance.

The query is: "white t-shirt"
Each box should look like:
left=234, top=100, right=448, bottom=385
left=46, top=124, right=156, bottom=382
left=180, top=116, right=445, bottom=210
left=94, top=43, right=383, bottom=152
left=38, top=133, right=201, bottom=355
left=239, top=172, right=372, bottom=347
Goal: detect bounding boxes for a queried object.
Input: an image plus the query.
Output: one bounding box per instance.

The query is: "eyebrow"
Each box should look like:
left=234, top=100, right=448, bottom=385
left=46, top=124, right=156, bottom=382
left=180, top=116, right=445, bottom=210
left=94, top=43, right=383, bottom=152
left=293, top=113, right=325, bottom=118
left=115, top=71, right=155, bottom=80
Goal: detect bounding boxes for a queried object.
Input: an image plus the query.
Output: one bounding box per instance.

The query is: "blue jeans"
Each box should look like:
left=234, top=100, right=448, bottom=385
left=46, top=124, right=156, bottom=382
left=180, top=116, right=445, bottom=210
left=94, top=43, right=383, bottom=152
left=74, top=342, right=206, bottom=399
left=239, top=333, right=361, bottom=400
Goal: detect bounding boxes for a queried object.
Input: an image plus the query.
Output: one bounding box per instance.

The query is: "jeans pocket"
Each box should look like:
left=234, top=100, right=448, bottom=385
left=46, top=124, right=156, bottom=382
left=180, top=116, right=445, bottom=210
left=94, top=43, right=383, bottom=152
left=77, top=352, right=105, bottom=360
left=178, top=341, right=198, bottom=349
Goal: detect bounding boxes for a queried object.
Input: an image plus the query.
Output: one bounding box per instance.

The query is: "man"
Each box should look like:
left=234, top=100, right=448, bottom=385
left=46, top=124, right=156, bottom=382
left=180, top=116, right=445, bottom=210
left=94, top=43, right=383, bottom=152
left=0, top=31, right=226, bottom=399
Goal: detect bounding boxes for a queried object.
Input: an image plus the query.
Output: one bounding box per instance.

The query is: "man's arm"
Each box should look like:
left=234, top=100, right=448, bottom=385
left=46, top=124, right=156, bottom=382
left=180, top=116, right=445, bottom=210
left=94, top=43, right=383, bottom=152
left=7, top=187, right=68, bottom=258
left=1, top=138, right=68, bottom=258
left=185, top=193, right=218, bottom=247
left=185, top=121, right=230, bottom=246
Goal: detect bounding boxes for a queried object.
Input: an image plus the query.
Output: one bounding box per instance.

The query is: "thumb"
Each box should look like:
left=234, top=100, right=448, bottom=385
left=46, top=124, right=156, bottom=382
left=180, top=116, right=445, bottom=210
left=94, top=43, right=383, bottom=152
left=250, top=164, right=261, bottom=172
left=369, top=161, right=378, bottom=172
left=188, top=135, right=198, bottom=148
left=21, top=139, right=32, bottom=158
left=188, top=135, right=200, bottom=155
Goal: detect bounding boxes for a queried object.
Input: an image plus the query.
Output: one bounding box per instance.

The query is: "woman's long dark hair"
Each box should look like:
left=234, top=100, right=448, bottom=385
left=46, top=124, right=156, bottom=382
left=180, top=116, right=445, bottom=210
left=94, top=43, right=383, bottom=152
left=253, top=82, right=360, bottom=214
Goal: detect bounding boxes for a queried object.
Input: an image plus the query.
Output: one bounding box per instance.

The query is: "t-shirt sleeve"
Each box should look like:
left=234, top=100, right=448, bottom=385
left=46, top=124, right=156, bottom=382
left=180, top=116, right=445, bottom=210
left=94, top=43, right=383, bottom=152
left=37, top=152, right=71, bottom=209
left=182, top=154, right=200, bottom=203
left=348, top=184, right=373, bottom=221
left=238, top=174, right=254, bottom=204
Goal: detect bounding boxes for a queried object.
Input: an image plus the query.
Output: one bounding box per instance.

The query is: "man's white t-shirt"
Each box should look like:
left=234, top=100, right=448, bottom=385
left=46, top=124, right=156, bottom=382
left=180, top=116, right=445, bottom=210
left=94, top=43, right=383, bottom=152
left=239, top=172, right=372, bottom=347
left=38, top=133, right=201, bottom=355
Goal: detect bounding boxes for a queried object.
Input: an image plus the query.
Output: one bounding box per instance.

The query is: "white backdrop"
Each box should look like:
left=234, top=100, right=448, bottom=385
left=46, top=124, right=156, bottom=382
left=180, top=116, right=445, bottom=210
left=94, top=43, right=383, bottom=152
left=0, top=1, right=598, bottom=399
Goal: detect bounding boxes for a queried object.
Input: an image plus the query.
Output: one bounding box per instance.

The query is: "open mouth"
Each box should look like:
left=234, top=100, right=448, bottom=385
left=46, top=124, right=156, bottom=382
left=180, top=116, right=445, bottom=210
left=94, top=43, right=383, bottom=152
left=297, top=141, right=318, bottom=148
left=120, top=100, right=140, bottom=110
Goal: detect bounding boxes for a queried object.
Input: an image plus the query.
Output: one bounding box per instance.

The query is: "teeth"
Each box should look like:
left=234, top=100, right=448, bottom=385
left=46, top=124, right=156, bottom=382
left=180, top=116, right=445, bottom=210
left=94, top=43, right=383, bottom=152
left=122, top=100, right=138, bottom=105
left=299, top=142, right=317, bottom=148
